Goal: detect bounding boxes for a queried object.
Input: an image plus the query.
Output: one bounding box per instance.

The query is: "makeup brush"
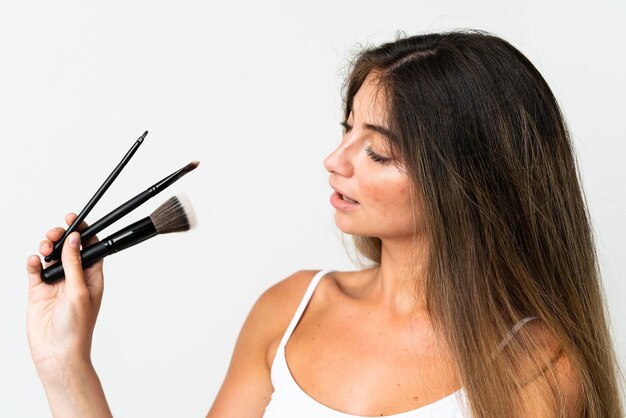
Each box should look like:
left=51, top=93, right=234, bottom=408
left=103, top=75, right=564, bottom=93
left=45, top=130, right=148, bottom=262
left=41, top=194, right=197, bottom=284
left=44, top=160, right=200, bottom=262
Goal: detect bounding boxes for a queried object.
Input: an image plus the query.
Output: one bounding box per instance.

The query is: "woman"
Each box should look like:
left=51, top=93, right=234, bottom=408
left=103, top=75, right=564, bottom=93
left=26, top=29, right=624, bottom=417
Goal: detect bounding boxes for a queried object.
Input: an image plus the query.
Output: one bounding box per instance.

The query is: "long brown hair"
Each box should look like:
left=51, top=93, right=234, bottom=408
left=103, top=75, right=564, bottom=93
left=338, top=29, right=624, bottom=417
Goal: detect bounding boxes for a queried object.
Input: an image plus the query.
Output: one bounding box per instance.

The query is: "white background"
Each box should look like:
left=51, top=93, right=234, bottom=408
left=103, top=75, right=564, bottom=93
left=1, top=1, right=624, bottom=416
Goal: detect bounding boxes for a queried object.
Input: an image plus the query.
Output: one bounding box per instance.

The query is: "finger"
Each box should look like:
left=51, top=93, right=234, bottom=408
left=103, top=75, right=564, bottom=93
left=39, top=239, right=53, bottom=256
left=42, top=228, right=66, bottom=263
left=65, top=213, right=99, bottom=246
left=45, top=227, right=65, bottom=243
left=65, top=213, right=89, bottom=233
left=26, top=255, right=44, bottom=289
left=60, top=231, right=88, bottom=295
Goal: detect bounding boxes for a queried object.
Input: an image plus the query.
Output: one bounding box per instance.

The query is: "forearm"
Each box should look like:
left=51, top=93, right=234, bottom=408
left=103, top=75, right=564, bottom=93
left=39, top=361, right=113, bottom=418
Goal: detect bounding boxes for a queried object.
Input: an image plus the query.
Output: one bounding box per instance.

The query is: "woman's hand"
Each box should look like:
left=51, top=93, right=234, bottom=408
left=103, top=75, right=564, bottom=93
left=26, top=212, right=105, bottom=378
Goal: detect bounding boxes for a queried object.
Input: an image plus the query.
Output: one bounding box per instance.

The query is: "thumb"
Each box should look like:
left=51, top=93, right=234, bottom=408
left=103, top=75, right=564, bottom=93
left=61, top=231, right=87, bottom=294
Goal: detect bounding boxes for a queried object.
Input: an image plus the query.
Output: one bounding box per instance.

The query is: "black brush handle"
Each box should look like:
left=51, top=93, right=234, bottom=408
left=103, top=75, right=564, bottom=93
left=41, top=217, right=157, bottom=284
left=44, top=131, right=148, bottom=263
left=45, top=160, right=195, bottom=262
left=40, top=243, right=108, bottom=284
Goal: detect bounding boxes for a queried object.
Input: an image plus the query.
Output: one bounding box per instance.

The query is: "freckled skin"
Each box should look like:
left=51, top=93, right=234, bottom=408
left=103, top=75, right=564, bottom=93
left=323, top=71, right=417, bottom=240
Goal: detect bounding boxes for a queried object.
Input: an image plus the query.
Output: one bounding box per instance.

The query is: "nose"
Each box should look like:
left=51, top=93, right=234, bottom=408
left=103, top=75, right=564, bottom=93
left=323, top=140, right=354, bottom=176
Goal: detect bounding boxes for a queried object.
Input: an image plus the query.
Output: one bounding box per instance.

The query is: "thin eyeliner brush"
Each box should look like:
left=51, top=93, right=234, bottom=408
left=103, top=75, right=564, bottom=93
left=74, top=160, right=200, bottom=245
left=45, top=130, right=148, bottom=262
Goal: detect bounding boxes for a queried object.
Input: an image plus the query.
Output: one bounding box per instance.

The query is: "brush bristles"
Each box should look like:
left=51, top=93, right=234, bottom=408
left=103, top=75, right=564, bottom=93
left=150, top=194, right=197, bottom=234
left=184, top=160, right=200, bottom=173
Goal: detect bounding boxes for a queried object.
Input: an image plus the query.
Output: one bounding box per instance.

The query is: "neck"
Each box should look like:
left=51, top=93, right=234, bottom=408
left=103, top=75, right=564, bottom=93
left=362, top=233, right=429, bottom=317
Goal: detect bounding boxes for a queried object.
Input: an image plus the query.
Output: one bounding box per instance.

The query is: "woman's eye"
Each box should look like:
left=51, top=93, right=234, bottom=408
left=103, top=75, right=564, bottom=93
left=365, top=146, right=392, bottom=164
left=339, top=121, right=391, bottom=164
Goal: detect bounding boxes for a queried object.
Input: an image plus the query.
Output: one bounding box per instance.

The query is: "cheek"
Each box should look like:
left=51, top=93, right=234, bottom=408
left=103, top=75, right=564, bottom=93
left=362, top=172, right=411, bottom=211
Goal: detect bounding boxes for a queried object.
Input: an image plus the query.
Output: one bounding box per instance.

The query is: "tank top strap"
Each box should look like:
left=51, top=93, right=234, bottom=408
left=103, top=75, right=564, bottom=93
left=495, top=315, right=540, bottom=352
left=275, top=269, right=335, bottom=354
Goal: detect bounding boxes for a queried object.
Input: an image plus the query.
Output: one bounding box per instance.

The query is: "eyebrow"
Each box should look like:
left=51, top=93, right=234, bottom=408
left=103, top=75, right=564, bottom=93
left=363, top=123, right=398, bottom=142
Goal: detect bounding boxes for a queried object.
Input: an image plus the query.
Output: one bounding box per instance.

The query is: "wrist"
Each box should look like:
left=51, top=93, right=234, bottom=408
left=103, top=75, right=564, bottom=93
left=37, top=356, right=94, bottom=389
left=38, top=360, right=113, bottom=418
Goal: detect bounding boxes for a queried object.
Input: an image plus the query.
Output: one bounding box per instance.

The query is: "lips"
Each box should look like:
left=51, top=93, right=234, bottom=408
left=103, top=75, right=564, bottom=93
left=340, top=194, right=358, bottom=203
left=330, top=182, right=358, bottom=203
left=330, top=191, right=359, bottom=210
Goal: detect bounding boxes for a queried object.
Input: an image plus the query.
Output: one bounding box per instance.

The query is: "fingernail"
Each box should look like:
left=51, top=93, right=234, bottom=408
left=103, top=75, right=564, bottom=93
left=69, top=233, right=80, bottom=249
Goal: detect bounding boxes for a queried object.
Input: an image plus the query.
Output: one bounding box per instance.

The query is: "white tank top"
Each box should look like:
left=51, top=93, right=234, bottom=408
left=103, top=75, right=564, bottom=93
left=263, top=268, right=539, bottom=417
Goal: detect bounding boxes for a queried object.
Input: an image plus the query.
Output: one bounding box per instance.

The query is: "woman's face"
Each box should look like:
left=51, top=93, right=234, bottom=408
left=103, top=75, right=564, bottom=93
left=323, top=71, right=416, bottom=239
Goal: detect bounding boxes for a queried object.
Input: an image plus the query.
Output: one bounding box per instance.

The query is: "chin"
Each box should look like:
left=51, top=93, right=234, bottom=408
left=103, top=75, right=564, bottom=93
left=335, top=219, right=415, bottom=241
left=334, top=217, right=377, bottom=237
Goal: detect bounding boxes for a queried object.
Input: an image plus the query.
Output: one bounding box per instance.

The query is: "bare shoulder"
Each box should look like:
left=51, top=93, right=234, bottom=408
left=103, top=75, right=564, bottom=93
left=256, top=268, right=366, bottom=340
left=259, top=269, right=321, bottom=315
left=206, top=269, right=322, bottom=417
left=515, top=320, right=583, bottom=416
left=259, top=269, right=322, bottom=307
left=258, top=270, right=327, bottom=365
left=257, top=268, right=375, bottom=320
